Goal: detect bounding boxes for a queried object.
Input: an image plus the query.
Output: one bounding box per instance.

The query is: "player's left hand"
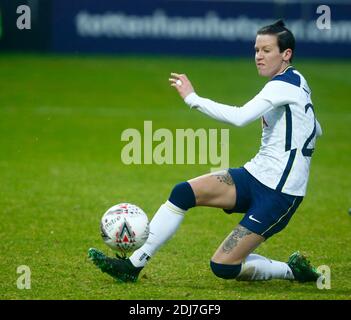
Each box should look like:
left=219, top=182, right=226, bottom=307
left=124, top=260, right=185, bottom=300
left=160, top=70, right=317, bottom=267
left=169, top=73, right=195, bottom=99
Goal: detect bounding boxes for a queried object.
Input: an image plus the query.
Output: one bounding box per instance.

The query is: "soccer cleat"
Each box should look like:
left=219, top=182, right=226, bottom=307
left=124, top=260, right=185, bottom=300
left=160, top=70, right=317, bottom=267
left=287, top=251, right=321, bottom=283
left=88, top=248, right=143, bottom=282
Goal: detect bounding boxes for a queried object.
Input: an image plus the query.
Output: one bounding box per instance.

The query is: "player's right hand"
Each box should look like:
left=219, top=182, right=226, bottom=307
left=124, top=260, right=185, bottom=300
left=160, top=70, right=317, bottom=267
left=169, top=73, right=195, bottom=99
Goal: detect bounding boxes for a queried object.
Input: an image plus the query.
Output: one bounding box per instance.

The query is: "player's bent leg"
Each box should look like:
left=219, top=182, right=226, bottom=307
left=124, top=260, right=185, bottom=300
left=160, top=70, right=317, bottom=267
left=209, top=225, right=294, bottom=281
left=211, top=224, right=264, bottom=265
left=209, top=225, right=319, bottom=282
left=188, top=169, right=237, bottom=209
left=209, top=224, right=264, bottom=280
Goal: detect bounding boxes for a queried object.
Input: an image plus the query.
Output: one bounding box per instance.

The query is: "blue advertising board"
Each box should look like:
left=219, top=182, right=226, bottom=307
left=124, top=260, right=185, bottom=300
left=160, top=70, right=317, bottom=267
left=51, top=0, right=351, bottom=58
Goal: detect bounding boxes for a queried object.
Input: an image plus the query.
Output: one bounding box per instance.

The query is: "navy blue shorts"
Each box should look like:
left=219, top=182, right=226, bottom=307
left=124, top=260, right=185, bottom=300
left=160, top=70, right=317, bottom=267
left=224, top=167, right=303, bottom=239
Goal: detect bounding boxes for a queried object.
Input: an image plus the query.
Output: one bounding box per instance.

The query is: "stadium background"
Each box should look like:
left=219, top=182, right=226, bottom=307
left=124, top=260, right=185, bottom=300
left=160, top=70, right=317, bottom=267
left=0, top=0, right=350, bottom=300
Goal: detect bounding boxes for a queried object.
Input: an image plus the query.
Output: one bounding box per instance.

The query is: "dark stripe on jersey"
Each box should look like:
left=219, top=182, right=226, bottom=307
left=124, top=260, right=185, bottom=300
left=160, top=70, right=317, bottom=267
left=303, top=87, right=310, bottom=95
left=285, top=105, right=292, bottom=152
left=276, top=148, right=297, bottom=192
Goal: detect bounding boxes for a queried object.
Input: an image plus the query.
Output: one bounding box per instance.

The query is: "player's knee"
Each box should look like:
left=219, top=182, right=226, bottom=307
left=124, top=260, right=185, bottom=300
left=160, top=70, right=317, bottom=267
left=168, top=181, right=196, bottom=211
left=210, top=260, right=242, bottom=279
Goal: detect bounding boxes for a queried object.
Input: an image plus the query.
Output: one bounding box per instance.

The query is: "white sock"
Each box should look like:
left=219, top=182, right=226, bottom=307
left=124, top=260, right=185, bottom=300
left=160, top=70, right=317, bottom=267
left=236, top=253, right=294, bottom=281
left=129, top=200, right=185, bottom=268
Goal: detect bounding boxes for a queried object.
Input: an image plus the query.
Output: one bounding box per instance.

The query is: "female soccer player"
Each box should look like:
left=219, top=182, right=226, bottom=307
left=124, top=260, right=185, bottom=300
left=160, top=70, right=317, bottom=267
left=89, top=20, right=322, bottom=283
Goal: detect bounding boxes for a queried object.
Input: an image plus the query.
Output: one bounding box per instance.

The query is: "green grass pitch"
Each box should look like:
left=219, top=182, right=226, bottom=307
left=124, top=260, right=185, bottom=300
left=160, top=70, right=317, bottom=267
left=0, top=54, right=350, bottom=300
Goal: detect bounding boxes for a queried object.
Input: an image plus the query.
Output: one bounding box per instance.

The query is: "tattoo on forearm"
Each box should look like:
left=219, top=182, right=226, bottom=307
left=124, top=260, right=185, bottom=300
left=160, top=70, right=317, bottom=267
left=213, top=170, right=234, bottom=186
left=222, top=225, right=252, bottom=254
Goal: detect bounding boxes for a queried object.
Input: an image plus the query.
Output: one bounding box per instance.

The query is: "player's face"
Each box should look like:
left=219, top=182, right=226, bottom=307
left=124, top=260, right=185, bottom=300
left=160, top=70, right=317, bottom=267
left=255, top=34, right=291, bottom=78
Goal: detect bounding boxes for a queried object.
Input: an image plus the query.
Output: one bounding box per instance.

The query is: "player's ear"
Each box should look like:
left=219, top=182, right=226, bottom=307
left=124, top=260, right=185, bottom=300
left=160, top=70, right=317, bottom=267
left=283, top=48, right=293, bottom=62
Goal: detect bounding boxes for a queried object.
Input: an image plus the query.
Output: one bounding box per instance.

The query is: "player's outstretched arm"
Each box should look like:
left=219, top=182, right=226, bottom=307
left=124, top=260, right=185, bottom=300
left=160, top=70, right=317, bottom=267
left=169, top=72, right=273, bottom=127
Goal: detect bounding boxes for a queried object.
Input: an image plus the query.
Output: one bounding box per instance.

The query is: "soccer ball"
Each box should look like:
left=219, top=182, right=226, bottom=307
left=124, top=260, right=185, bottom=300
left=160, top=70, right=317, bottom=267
left=100, top=203, right=149, bottom=254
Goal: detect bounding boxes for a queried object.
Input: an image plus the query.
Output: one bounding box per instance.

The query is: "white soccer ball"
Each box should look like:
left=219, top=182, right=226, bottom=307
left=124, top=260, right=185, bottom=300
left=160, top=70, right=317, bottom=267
left=100, top=203, right=149, bottom=254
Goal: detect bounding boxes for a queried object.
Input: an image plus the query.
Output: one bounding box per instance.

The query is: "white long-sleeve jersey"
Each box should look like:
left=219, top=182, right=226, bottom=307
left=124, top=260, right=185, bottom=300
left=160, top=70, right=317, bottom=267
left=184, top=66, right=321, bottom=196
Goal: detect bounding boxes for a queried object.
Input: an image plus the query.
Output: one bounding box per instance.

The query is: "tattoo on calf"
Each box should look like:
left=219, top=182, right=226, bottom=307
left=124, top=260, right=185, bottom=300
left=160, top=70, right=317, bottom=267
left=213, top=170, right=234, bottom=186
left=222, top=225, right=252, bottom=254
